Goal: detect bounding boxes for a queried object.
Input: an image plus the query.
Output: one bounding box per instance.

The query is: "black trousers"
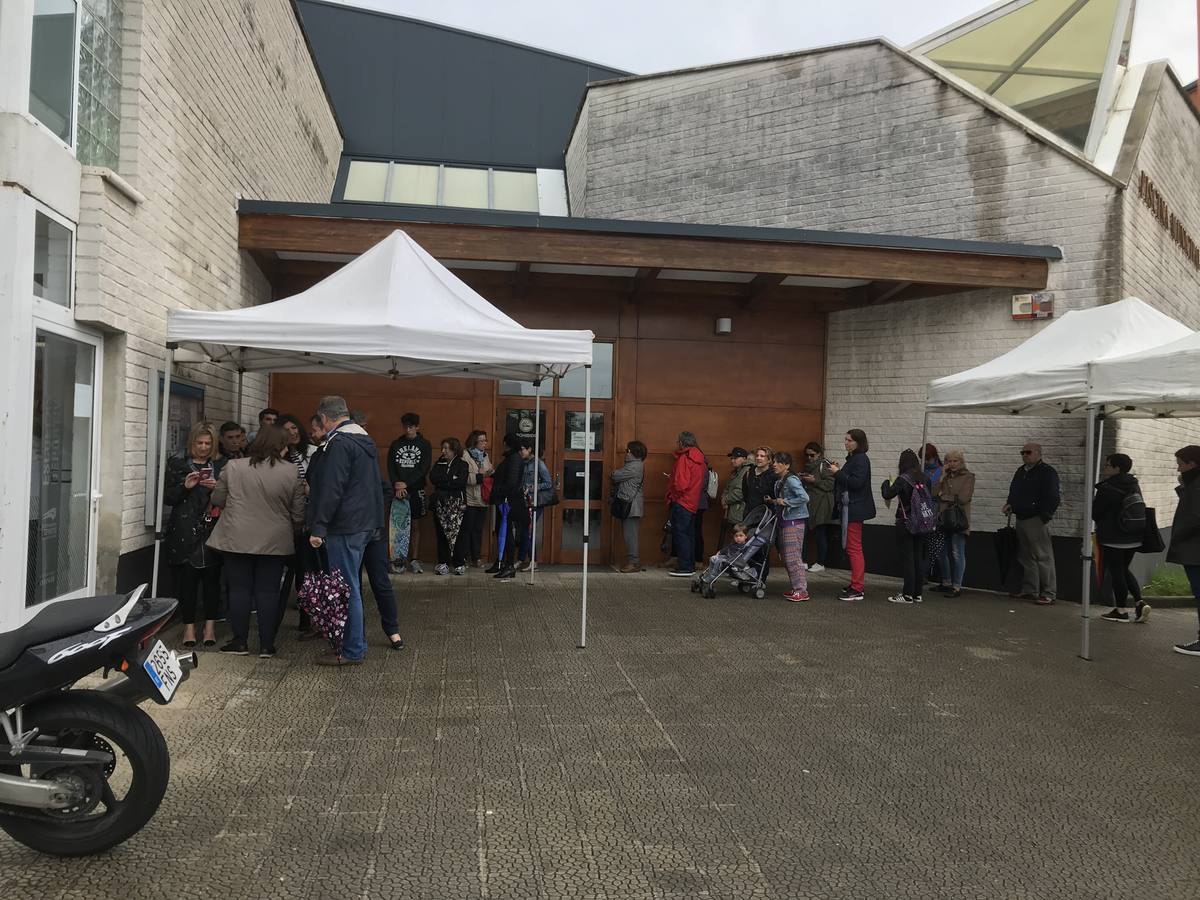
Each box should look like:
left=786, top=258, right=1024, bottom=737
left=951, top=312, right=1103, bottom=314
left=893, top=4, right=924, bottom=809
left=502, top=503, right=530, bottom=567
left=463, top=506, right=487, bottom=562
left=896, top=528, right=927, bottom=598
left=222, top=553, right=286, bottom=650
left=172, top=563, right=221, bottom=624
left=1101, top=546, right=1139, bottom=607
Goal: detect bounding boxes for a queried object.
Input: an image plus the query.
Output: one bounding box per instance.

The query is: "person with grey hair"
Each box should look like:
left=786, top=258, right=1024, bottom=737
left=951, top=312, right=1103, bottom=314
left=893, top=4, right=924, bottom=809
left=307, top=395, right=385, bottom=666
left=665, top=431, right=707, bottom=576
left=1003, top=441, right=1060, bottom=605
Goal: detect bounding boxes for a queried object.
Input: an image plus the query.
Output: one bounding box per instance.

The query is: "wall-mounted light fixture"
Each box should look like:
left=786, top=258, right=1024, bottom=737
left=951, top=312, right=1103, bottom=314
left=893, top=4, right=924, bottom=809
left=715, top=317, right=732, bottom=335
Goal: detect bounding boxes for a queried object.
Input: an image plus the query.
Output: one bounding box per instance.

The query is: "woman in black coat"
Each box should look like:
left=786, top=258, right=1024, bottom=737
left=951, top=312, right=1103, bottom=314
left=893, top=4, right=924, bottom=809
left=162, top=422, right=224, bottom=647
left=1171, top=445, right=1200, bottom=656
left=829, top=429, right=875, bottom=602
left=880, top=448, right=930, bottom=604
left=1092, top=453, right=1149, bottom=624
left=486, top=433, right=528, bottom=579
left=430, top=437, right=470, bottom=575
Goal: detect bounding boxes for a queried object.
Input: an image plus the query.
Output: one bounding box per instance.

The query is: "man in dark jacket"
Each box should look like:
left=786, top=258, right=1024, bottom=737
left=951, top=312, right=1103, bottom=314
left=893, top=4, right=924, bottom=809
left=308, top=395, right=385, bottom=666
left=1004, top=441, right=1060, bottom=605
left=1170, top=445, right=1200, bottom=656
left=388, top=412, right=433, bottom=573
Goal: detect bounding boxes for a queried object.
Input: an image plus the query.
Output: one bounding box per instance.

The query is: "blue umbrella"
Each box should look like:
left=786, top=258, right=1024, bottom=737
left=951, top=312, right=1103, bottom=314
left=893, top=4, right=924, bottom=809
left=496, top=501, right=511, bottom=559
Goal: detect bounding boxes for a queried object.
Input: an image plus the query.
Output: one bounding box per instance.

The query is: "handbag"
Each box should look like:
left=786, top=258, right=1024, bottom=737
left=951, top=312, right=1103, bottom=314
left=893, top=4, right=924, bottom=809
left=939, top=503, right=968, bottom=534
left=610, top=495, right=632, bottom=520
left=1139, top=506, right=1166, bottom=554
left=536, top=486, right=560, bottom=507
left=480, top=474, right=494, bottom=504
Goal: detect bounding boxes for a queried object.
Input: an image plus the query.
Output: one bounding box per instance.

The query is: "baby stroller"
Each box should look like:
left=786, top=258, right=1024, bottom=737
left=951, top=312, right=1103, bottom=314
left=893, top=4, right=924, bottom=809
left=691, top=506, right=779, bottom=599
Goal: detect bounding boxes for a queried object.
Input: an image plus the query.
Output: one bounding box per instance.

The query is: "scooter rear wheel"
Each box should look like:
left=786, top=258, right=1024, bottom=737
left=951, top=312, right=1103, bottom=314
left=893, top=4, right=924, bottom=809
left=0, top=691, right=170, bottom=857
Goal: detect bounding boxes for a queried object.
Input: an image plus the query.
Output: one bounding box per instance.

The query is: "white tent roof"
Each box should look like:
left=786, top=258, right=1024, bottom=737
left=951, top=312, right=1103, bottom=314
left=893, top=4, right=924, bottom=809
left=166, top=230, right=594, bottom=381
left=926, top=297, right=1193, bottom=415
left=1089, top=330, right=1200, bottom=417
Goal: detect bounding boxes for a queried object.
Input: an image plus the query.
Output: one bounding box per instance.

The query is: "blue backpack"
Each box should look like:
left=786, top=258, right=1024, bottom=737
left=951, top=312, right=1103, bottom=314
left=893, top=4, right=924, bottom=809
left=901, top=475, right=939, bottom=536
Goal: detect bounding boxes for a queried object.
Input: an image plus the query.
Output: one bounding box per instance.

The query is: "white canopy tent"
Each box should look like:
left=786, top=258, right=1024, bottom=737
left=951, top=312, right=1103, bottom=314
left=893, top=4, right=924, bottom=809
left=925, top=298, right=1195, bottom=659
left=1089, top=330, right=1200, bottom=418
left=156, top=230, right=599, bottom=646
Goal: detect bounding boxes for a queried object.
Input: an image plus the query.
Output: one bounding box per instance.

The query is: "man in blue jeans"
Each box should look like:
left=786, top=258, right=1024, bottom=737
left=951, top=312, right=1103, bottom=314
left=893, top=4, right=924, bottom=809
left=307, top=396, right=384, bottom=667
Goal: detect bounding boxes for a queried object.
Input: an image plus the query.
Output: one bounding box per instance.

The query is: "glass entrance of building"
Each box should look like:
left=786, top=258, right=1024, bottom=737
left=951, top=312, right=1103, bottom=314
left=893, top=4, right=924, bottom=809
left=27, top=326, right=101, bottom=606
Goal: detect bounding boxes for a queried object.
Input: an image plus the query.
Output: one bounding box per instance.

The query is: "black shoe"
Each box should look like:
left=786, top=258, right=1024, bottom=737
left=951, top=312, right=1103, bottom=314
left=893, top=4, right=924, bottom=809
left=390, top=636, right=406, bottom=651
left=496, top=567, right=517, bottom=580
left=484, top=562, right=502, bottom=574
left=838, top=588, right=864, bottom=602
left=220, top=641, right=249, bottom=655
left=1173, top=639, right=1200, bottom=656
left=259, top=646, right=277, bottom=659
left=1100, top=609, right=1130, bottom=623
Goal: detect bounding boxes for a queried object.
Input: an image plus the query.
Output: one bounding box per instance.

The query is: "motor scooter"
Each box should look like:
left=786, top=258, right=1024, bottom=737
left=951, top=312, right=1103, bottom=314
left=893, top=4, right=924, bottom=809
left=0, top=584, right=195, bottom=856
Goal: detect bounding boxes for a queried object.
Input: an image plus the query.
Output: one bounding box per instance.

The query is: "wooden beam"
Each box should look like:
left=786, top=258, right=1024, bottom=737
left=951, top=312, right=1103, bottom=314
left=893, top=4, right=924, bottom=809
left=512, top=261, right=531, bottom=299
left=738, top=273, right=787, bottom=307
left=239, top=213, right=1051, bottom=290
left=627, top=266, right=660, bottom=299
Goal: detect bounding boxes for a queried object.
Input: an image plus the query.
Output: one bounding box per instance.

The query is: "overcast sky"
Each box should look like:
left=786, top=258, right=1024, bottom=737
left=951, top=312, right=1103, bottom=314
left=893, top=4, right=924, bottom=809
left=327, top=0, right=1197, bottom=83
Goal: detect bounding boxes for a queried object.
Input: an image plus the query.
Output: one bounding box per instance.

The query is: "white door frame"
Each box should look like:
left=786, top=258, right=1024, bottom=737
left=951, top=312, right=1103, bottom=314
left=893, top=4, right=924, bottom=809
left=27, top=314, right=104, bottom=606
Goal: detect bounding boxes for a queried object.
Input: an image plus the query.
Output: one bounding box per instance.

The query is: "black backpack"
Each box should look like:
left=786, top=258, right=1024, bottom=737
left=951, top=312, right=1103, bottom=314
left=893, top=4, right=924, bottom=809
left=1118, top=490, right=1147, bottom=536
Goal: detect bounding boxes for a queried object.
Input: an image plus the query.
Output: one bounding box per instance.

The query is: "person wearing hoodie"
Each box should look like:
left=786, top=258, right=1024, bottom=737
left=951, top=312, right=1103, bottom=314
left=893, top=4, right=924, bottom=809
left=1170, top=445, right=1200, bottom=656
left=387, top=412, right=433, bottom=574
left=666, top=431, right=707, bottom=577
left=307, top=395, right=385, bottom=666
left=880, top=448, right=930, bottom=605
left=1091, top=454, right=1151, bottom=625
left=611, top=440, right=647, bottom=572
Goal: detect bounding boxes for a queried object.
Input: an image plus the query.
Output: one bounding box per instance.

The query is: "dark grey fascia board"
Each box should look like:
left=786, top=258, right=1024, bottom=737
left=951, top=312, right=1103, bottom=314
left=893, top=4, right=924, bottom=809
left=237, top=198, right=1064, bottom=261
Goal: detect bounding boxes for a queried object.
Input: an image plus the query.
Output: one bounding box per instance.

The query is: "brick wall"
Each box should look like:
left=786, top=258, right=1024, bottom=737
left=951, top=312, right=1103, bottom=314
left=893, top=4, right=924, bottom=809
left=73, top=0, right=341, bottom=577
left=569, top=42, right=1123, bottom=542
left=1114, top=70, right=1200, bottom=517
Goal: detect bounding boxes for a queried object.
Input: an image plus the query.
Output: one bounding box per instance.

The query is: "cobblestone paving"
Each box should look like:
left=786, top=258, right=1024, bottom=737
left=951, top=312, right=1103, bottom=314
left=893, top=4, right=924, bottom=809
left=3, top=567, right=1199, bottom=899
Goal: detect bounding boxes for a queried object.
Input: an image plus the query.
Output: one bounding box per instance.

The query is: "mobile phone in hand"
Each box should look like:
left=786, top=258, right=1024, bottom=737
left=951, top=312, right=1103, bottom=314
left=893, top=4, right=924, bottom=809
left=199, top=465, right=214, bottom=481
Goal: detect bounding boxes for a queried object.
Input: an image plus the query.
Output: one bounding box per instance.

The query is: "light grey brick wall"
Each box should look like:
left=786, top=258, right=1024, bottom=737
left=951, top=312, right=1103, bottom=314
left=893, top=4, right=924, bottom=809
left=1114, top=72, right=1200, bottom=517
left=565, top=92, right=589, bottom=214
left=74, top=0, right=340, bottom=568
left=570, top=42, right=1123, bottom=538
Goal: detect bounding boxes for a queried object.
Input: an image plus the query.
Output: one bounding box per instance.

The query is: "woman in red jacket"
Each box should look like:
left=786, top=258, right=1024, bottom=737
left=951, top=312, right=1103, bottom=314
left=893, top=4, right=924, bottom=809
left=667, top=431, right=708, bottom=577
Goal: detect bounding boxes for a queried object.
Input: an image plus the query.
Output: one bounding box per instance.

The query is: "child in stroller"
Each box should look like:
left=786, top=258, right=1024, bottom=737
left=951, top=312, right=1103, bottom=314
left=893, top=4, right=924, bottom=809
left=691, top=507, right=778, bottom=599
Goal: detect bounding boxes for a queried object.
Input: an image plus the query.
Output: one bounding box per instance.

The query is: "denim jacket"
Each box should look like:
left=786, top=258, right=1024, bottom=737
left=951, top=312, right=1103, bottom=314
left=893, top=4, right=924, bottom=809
left=774, top=473, right=810, bottom=521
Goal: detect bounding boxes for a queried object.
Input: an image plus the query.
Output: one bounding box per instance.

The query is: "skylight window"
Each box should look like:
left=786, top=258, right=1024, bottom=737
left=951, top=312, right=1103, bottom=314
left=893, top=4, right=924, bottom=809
left=339, top=160, right=541, bottom=213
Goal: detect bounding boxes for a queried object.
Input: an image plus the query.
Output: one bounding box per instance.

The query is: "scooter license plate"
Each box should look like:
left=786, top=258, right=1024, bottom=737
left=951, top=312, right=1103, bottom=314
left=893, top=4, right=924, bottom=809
left=142, top=640, right=182, bottom=702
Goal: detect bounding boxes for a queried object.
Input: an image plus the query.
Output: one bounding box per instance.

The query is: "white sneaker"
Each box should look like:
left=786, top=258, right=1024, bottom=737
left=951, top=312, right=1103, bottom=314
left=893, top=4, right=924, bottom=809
left=808, top=563, right=825, bottom=573
left=453, top=565, right=466, bottom=576
left=409, top=560, right=423, bottom=574
left=434, top=563, right=449, bottom=576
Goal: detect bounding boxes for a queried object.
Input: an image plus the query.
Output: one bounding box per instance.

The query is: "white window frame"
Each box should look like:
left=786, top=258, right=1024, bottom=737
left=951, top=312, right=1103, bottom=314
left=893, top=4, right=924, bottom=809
left=27, top=0, right=82, bottom=154
left=343, top=159, right=541, bottom=213
left=31, top=199, right=76, bottom=323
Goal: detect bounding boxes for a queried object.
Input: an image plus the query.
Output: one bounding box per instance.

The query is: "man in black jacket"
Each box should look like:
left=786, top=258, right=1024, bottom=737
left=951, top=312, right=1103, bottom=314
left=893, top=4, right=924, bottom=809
left=308, top=395, right=385, bottom=666
left=1170, top=445, right=1200, bottom=656
left=1003, top=441, right=1060, bottom=605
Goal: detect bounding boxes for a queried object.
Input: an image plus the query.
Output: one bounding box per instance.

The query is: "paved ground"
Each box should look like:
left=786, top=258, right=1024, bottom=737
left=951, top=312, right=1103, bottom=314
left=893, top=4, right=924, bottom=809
left=3, top=565, right=1199, bottom=899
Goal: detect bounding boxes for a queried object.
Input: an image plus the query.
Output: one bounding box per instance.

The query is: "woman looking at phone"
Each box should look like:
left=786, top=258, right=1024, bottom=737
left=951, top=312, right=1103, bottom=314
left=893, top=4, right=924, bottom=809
left=162, top=421, right=225, bottom=648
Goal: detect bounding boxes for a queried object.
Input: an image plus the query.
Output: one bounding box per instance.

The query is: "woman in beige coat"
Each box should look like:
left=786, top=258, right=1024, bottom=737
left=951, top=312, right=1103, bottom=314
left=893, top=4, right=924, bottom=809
left=208, top=426, right=305, bottom=658
left=933, top=449, right=975, bottom=597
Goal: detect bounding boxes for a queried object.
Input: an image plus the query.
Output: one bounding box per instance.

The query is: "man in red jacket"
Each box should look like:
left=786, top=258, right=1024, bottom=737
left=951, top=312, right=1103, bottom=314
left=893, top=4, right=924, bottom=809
left=666, top=431, right=707, bottom=576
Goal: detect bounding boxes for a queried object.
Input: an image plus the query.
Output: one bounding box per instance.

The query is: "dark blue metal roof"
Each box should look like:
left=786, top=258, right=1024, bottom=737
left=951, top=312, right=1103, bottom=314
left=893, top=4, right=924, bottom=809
left=294, top=0, right=629, bottom=170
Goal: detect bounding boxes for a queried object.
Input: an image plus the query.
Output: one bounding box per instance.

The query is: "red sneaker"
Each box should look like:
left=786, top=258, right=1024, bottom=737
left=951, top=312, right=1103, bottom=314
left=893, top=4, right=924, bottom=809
left=784, top=590, right=810, bottom=602
left=1035, top=596, right=1055, bottom=605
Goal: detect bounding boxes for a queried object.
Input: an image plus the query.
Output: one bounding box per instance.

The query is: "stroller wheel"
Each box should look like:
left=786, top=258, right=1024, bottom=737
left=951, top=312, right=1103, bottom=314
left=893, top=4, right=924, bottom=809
left=704, top=587, right=716, bottom=599
left=754, top=588, right=766, bottom=600
left=690, top=580, right=701, bottom=593
left=737, top=583, right=749, bottom=594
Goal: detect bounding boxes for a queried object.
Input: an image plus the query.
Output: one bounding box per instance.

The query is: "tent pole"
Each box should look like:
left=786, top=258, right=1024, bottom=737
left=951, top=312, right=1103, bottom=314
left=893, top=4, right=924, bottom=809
left=1080, top=405, right=1099, bottom=661
left=579, top=364, right=592, bottom=649
left=151, top=345, right=176, bottom=596
left=918, top=407, right=931, bottom=465
left=235, top=365, right=244, bottom=426
left=529, top=379, right=541, bottom=586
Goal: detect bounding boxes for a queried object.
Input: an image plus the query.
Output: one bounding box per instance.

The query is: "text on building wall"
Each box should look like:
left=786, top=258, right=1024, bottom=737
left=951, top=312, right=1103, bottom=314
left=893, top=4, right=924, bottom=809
left=1138, top=171, right=1200, bottom=269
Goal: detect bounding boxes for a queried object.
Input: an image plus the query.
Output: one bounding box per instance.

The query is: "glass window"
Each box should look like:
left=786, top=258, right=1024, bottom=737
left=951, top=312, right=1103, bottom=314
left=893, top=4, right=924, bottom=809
left=498, top=378, right=553, bottom=398
left=442, top=166, right=489, bottom=209
left=561, top=509, right=602, bottom=551
left=28, top=331, right=96, bottom=606
left=559, top=344, right=614, bottom=399
left=33, top=211, right=73, bottom=307
left=502, top=408, right=547, bottom=456
left=562, top=461, right=603, bottom=501
left=30, top=0, right=78, bottom=145
left=77, top=0, right=123, bottom=168
left=342, top=161, right=389, bottom=201
left=492, top=170, right=540, bottom=213
left=563, top=411, right=603, bottom=453
left=388, top=163, right=438, bottom=205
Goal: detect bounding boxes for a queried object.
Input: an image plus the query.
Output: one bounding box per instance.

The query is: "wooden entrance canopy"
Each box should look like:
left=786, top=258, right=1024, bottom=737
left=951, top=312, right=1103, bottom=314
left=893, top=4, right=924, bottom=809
left=238, top=200, right=1060, bottom=307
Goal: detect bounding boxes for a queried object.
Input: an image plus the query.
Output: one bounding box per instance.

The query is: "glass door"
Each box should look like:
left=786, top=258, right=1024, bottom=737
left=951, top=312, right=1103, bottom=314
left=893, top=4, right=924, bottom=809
left=556, top=406, right=609, bottom=565
left=27, top=325, right=102, bottom=606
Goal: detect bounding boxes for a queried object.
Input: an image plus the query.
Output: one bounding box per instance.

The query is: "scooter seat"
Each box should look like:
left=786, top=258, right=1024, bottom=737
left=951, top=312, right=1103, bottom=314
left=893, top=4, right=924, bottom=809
left=0, top=594, right=129, bottom=670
